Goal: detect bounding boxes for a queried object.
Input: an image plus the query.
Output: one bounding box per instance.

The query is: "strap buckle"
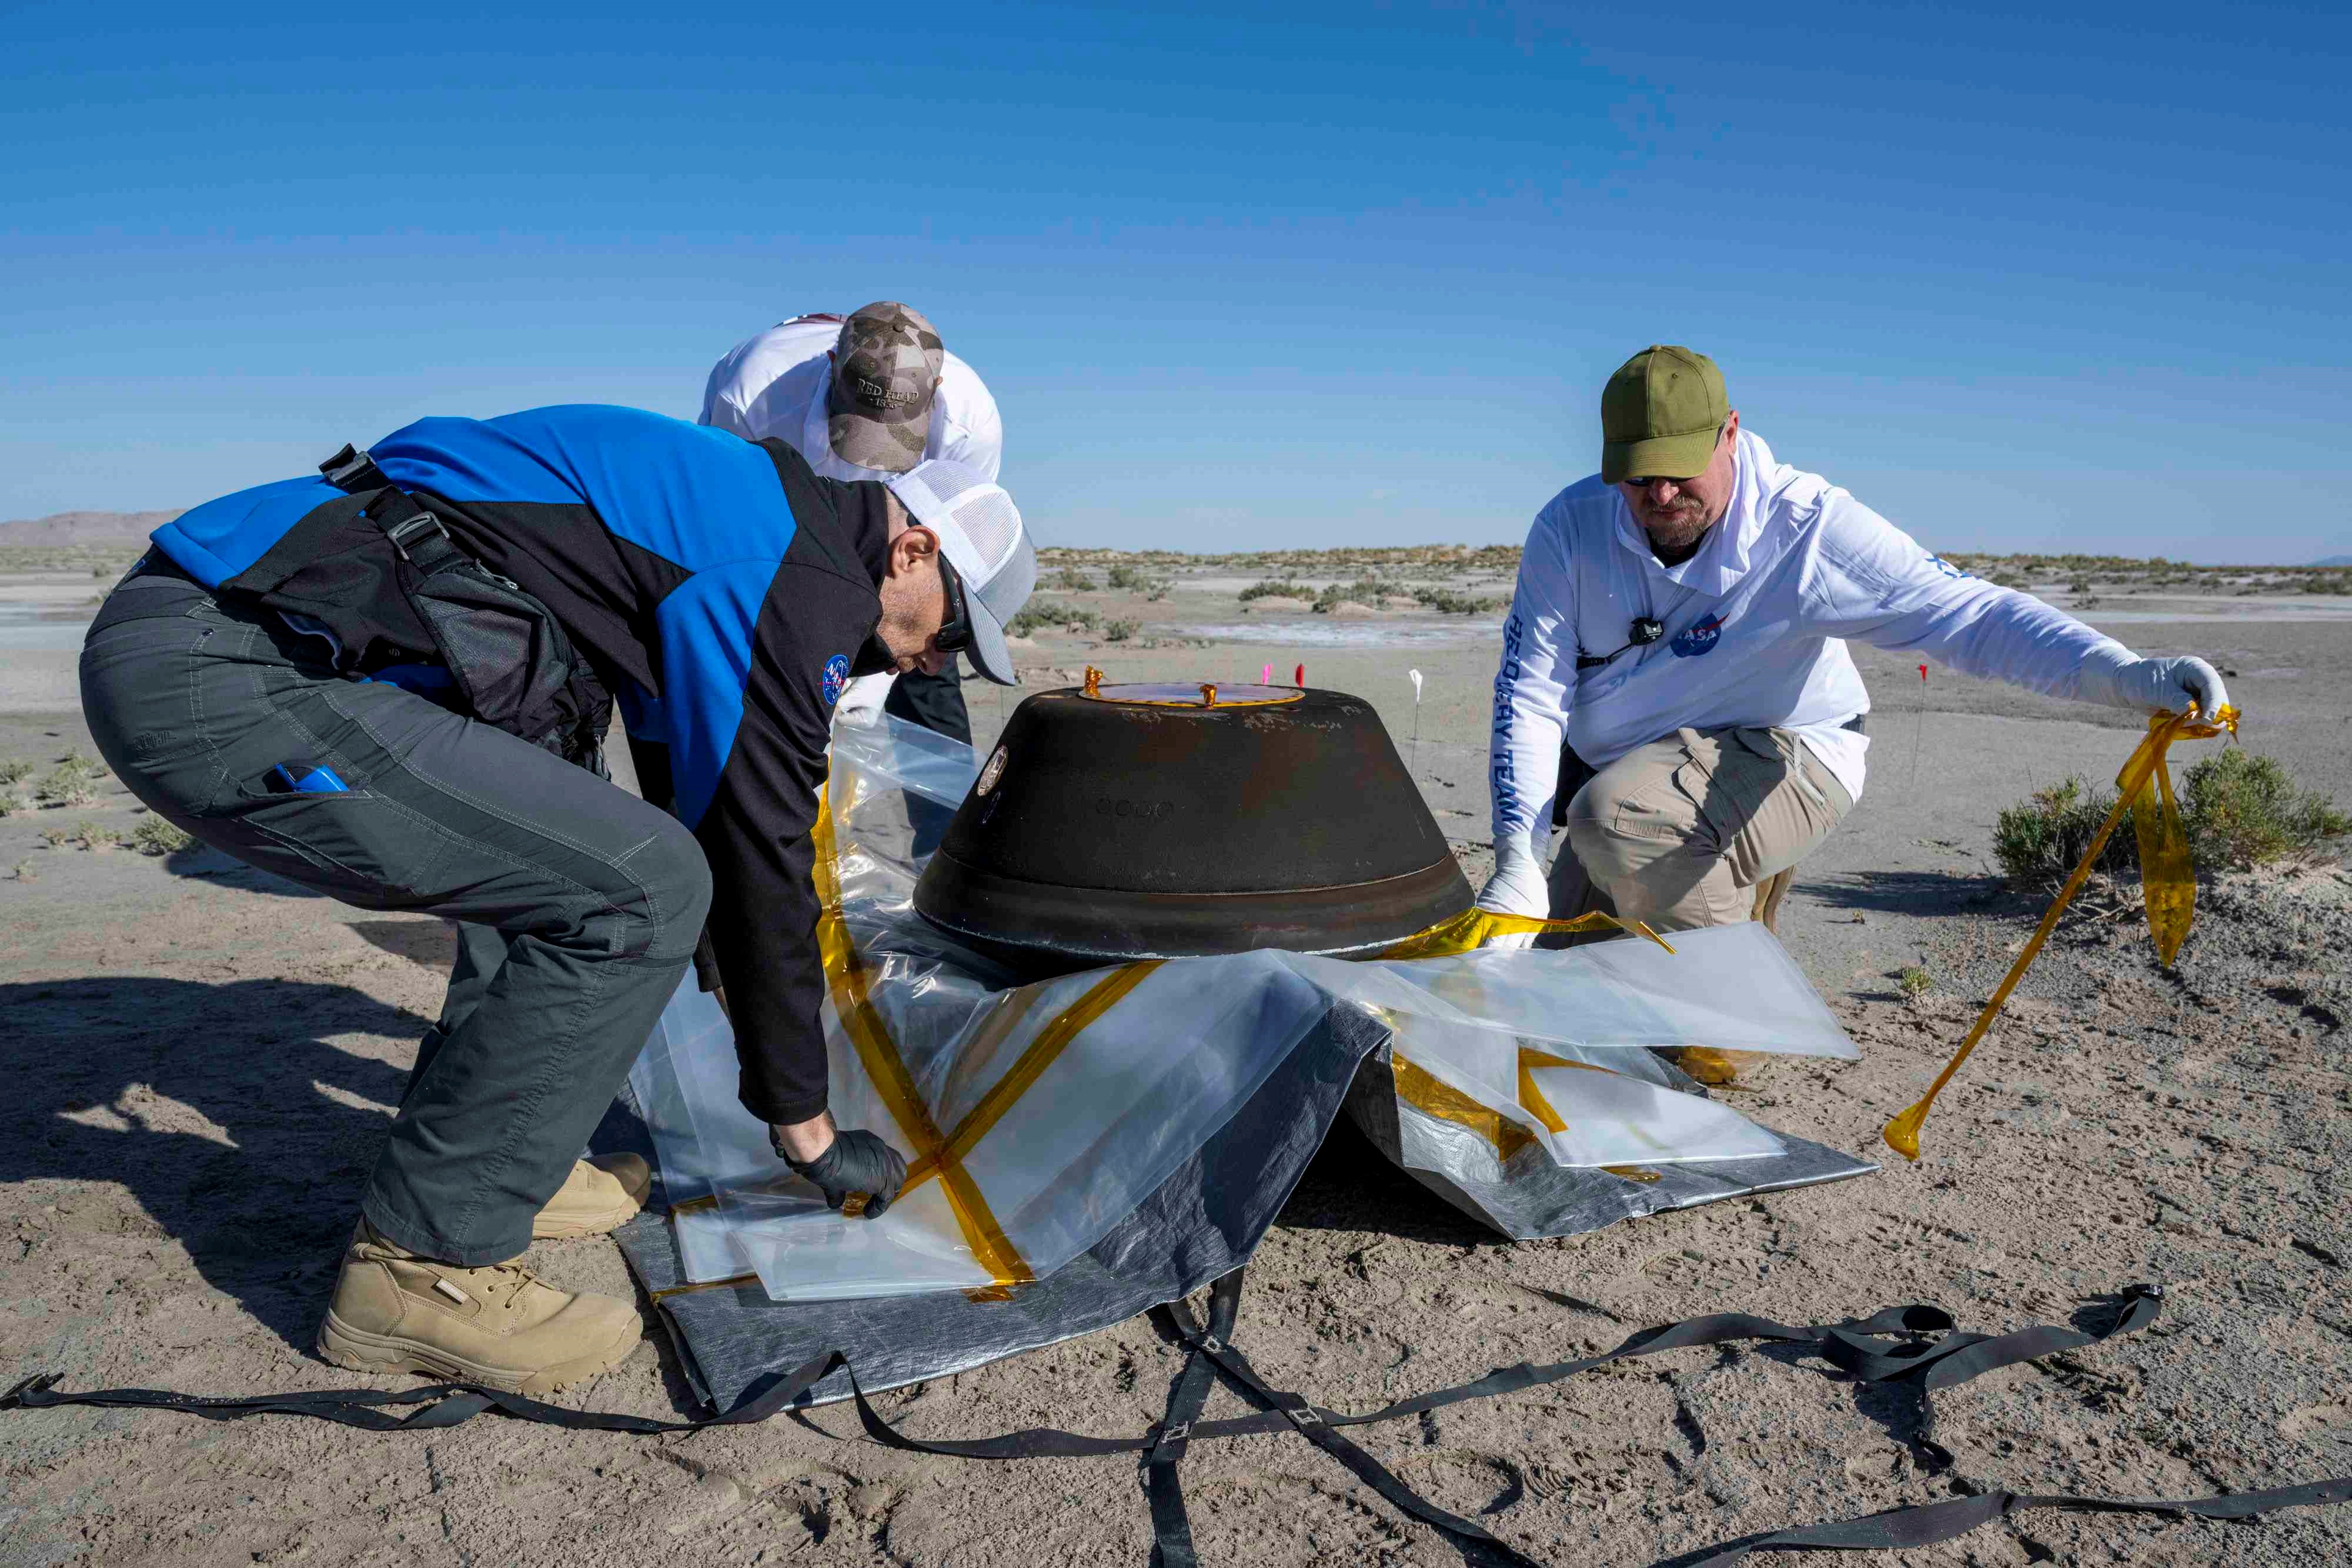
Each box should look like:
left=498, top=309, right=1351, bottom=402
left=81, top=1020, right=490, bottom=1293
left=1197, top=1333, right=1224, bottom=1354
left=1282, top=1403, right=1323, bottom=1429
left=1152, top=1419, right=1191, bottom=1455
left=318, top=443, right=389, bottom=493
left=383, top=510, right=450, bottom=563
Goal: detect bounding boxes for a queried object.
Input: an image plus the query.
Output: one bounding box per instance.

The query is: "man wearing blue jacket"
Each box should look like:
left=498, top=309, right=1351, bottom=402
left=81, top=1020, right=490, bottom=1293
left=79, top=405, right=1035, bottom=1395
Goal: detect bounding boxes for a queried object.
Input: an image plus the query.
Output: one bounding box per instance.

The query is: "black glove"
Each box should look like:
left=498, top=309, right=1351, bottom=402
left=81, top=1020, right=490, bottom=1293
left=775, top=1127, right=908, bottom=1219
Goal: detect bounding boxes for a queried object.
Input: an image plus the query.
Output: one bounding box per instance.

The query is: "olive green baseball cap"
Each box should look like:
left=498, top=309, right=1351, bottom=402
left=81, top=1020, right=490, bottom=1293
left=1601, top=345, right=1728, bottom=484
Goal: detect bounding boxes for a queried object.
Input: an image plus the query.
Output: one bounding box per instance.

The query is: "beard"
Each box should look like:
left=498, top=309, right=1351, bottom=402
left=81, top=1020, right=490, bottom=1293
left=1636, top=501, right=1713, bottom=554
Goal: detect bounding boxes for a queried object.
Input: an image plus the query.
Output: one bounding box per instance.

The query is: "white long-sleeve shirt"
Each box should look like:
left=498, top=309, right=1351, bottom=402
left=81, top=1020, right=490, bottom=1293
left=698, top=314, right=1004, bottom=483
left=1489, top=429, right=2139, bottom=862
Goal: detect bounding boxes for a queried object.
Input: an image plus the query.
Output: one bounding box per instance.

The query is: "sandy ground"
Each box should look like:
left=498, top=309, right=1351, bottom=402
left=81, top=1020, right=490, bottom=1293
left=3, top=570, right=2350, bottom=1567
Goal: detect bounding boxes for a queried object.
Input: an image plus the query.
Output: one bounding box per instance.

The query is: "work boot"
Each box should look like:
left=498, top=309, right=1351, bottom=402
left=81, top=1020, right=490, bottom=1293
left=532, top=1154, right=651, bottom=1239
left=317, top=1223, right=643, bottom=1396
left=1665, top=1047, right=1763, bottom=1086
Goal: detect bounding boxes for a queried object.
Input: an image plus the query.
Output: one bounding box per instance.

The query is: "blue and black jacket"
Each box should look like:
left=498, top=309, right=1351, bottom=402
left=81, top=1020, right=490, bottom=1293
left=153, top=404, right=896, bottom=1125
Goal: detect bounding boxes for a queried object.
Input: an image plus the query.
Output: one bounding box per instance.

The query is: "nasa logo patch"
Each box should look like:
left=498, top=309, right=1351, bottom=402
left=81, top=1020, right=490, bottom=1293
left=821, top=653, right=850, bottom=706
left=1670, top=613, right=1725, bottom=658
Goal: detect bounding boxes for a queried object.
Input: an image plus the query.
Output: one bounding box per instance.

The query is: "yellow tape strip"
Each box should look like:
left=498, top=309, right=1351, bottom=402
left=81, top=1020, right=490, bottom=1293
left=1513, top=1046, right=1621, bottom=1134
left=1883, top=704, right=2239, bottom=1161
left=903, top=960, right=1163, bottom=1196
left=1374, top=906, right=1673, bottom=961
left=650, top=1272, right=757, bottom=1302
left=1391, top=1051, right=1538, bottom=1163
left=811, top=773, right=1034, bottom=1286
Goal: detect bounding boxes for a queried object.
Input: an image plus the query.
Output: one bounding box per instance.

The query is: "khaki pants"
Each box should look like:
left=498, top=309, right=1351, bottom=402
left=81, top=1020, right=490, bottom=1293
left=1549, top=726, right=1852, bottom=935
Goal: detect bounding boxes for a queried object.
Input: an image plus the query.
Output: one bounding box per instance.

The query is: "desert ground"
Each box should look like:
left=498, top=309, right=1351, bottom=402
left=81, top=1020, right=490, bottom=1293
left=2, top=544, right=2350, bottom=1566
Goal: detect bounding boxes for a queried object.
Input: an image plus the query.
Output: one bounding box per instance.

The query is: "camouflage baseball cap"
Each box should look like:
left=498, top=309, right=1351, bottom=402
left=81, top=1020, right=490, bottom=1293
left=827, top=302, right=946, bottom=473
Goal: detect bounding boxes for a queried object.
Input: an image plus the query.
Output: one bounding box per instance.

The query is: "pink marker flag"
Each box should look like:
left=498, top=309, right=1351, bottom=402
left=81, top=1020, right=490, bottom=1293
left=1262, top=664, right=1272, bottom=686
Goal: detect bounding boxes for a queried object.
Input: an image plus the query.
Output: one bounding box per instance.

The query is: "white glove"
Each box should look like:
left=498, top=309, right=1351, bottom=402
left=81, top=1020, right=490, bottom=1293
left=2084, top=656, right=2230, bottom=720
left=1475, top=842, right=1549, bottom=951
left=830, top=672, right=896, bottom=731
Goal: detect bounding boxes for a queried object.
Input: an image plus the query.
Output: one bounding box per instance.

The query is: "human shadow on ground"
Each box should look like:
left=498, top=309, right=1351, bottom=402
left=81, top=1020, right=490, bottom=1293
left=347, top=918, right=456, bottom=974
left=1805, top=867, right=2027, bottom=919
left=159, top=841, right=326, bottom=897
left=0, top=975, right=428, bottom=1353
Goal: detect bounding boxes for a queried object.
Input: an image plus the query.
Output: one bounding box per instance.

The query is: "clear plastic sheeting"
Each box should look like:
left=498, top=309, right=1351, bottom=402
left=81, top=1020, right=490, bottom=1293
left=631, top=710, right=1862, bottom=1303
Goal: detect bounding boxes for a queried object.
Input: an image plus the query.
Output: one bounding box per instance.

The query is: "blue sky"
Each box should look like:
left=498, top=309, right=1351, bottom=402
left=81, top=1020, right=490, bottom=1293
left=4, top=2, right=2346, bottom=561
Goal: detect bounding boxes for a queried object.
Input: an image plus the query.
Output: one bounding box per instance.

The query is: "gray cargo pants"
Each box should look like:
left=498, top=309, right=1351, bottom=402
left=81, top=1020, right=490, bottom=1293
left=79, top=564, right=711, bottom=1265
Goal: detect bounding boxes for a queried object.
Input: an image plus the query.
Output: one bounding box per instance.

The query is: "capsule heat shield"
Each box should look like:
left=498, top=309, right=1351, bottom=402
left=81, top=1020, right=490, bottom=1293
left=912, top=684, right=1471, bottom=975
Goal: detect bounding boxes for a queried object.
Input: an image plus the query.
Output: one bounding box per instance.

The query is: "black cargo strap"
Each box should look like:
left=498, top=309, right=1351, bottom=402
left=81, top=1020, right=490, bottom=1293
left=1142, top=1267, right=1242, bottom=1568
left=318, top=443, right=467, bottom=575
left=1679, top=1476, right=2352, bottom=1566
left=9, top=1274, right=2350, bottom=1566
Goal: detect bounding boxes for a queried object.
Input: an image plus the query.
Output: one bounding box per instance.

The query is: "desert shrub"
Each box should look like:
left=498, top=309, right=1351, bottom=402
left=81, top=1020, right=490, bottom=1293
left=1993, top=778, right=2141, bottom=887
left=1411, top=586, right=1504, bottom=616
left=2180, top=749, right=2352, bottom=870
left=1105, top=564, right=1172, bottom=596
left=1238, top=579, right=1313, bottom=603
left=42, top=820, right=123, bottom=851
left=1992, top=751, right=2350, bottom=888
left=1102, top=620, right=1138, bottom=643
left=1897, top=966, right=1935, bottom=1002
left=1, top=787, right=32, bottom=818
left=1008, top=601, right=1100, bottom=637
left=1312, top=578, right=1394, bottom=613
left=1047, top=567, right=1099, bottom=593
left=37, top=753, right=107, bottom=806
left=0, top=759, right=31, bottom=786
left=131, top=817, right=195, bottom=856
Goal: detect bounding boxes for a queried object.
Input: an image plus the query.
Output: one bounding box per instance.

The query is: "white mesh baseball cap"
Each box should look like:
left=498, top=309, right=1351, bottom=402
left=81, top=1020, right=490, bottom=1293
left=885, top=459, right=1035, bottom=686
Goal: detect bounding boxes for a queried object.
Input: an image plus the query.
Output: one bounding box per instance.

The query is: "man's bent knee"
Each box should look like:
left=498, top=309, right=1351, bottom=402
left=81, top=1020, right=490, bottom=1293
left=603, top=820, right=711, bottom=962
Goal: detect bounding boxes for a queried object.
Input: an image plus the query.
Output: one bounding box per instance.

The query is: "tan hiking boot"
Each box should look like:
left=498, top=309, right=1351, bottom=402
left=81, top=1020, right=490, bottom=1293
left=317, top=1225, right=642, bottom=1396
left=1668, top=1047, right=1765, bottom=1086
left=532, top=1154, right=651, bottom=1239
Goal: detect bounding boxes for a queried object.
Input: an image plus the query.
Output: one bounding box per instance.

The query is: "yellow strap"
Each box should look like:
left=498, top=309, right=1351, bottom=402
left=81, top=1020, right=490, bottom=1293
left=1375, top=906, right=1675, bottom=960
left=1391, top=1050, right=1538, bottom=1163
left=811, top=770, right=1034, bottom=1286
left=901, top=960, right=1163, bottom=1196
left=1884, top=704, right=2238, bottom=1161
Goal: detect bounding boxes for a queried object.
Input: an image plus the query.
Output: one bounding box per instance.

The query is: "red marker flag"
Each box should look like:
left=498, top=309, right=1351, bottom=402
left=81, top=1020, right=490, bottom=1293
left=1919, top=664, right=1928, bottom=681
left=1294, top=663, right=1305, bottom=688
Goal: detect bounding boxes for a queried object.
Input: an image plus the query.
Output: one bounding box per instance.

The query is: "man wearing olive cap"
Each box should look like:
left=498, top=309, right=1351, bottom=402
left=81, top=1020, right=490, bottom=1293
left=1479, top=345, right=2230, bottom=942
left=701, top=304, right=1004, bottom=770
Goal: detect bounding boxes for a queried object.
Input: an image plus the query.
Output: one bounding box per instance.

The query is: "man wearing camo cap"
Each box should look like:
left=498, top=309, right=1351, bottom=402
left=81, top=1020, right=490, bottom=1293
left=1480, top=344, right=2232, bottom=955
left=702, top=303, right=1004, bottom=775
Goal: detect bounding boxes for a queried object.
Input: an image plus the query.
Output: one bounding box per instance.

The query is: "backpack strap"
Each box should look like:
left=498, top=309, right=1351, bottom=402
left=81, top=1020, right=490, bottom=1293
left=318, top=444, right=467, bottom=575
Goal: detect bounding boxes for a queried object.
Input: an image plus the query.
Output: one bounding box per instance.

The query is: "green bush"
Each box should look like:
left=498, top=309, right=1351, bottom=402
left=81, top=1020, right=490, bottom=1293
left=1237, top=579, right=1313, bottom=603
left=1992, top=750, right=2351, bottom=887
left=1102, top=620, right=1138, bottom=642
left=1007, top=600, right=1099, bottom=637
left=131, top=817, right=195, bottom=856
left=1047, top=567, right=1099, bottom=593
left=2183, top=749, right=2352, bottom=870
left=1312, top=577, right=1394, bottom=613
left=1104, top=564, right=1173, bottom=599
left=36, top=753, right=108, bottom=807
left=0, top=759, right=31, bottom=786
left=1410, top=586, right=1504, bottom=616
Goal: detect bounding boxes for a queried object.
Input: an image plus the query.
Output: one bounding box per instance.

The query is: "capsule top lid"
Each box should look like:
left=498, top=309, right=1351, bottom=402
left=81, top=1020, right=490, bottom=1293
left=1078, top=681, right=1304, bottom=708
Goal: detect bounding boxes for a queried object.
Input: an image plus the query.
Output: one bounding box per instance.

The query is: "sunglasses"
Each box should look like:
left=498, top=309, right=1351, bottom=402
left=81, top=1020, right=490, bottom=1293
left=935, top=553, right=975, bottom=655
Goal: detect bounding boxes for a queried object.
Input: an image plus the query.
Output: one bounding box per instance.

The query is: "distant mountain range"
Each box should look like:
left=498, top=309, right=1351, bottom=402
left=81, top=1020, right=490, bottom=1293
left=2315, top=554, right=2352, bottom=567
left=0, top=509, right=181, bottom=546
